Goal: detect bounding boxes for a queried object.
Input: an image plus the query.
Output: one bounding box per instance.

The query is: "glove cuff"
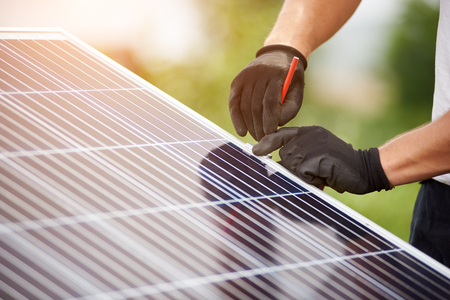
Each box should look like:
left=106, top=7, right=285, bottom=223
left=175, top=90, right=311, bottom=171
left=256, top=44, right=308, bottom=70
left=366, top=148, right=392, bottom=192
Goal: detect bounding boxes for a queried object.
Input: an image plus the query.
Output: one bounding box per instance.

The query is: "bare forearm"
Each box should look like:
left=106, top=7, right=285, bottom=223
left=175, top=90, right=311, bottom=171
left=265, top=0, right=361, bottom=58
left=379, top=110, right=450, bottom=187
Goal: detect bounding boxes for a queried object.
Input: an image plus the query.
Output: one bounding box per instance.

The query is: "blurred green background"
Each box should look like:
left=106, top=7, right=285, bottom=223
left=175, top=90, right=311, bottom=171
left=116, top=0, right=438, bottom=242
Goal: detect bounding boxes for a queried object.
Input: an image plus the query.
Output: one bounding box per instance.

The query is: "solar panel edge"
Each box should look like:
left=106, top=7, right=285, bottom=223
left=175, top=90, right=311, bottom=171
left=0, top=26, right=63, bottom=32
left=0, top=27, right=66, bottom=39
left=56, top=27, right=450, bottom=281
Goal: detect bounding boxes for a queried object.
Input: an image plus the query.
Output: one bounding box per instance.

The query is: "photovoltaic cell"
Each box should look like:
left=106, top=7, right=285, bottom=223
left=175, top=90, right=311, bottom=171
left=1, top=29, right=450, bottom=300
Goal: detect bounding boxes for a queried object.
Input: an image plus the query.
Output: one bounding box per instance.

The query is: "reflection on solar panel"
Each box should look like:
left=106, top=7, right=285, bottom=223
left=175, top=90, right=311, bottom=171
left=1, top=28, right=450, bottom=299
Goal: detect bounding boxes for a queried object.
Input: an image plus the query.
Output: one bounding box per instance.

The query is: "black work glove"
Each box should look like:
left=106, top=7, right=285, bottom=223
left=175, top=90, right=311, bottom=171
left=252, top=126, right=391, bottom=194
left=229, top=44, right=307, bottom=141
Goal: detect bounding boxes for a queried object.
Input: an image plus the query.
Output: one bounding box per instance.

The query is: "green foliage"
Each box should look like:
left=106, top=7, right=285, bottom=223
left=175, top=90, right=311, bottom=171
left=384, top=0, right=438, bottom=123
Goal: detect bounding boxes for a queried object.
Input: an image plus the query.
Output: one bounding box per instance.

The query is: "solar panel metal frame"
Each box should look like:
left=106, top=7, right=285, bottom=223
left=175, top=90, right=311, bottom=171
left=1, top=27, right=450, bottom=299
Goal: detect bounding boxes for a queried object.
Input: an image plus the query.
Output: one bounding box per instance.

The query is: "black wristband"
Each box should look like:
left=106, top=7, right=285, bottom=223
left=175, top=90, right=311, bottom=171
left=256, top=44, right=308, bottom=70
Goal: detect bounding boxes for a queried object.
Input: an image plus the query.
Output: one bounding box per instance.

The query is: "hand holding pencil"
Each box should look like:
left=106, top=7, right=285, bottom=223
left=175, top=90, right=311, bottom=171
left=229, top=44, right=307, bottom=141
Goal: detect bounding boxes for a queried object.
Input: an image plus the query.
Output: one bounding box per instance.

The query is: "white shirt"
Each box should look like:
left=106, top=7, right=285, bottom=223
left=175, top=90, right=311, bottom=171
left=432, top=0, right=450, bottom=185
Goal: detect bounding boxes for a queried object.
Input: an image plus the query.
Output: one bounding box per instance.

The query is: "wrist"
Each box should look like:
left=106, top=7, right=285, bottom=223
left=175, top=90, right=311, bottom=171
left=378, top=146, right=396, bottom=188
left=264, top=39, right=313, bottom=59
left=256, top=44, right=308, bottom=70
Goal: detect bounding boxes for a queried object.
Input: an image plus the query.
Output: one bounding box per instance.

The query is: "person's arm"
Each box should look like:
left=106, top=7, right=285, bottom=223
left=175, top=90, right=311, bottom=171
left=379, top=110, right=450, bottom=187
left=265, top=0, right=361, bottom=58
left=229, top=0, right=361, bottom=141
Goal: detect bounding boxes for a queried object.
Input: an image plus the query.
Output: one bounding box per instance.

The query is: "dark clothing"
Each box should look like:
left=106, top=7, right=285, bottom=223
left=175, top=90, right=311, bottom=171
left=410, top=179, right=450, bottom=267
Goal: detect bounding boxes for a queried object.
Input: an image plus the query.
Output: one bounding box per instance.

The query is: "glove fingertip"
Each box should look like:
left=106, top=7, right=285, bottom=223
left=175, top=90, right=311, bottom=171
left=230, top=112, right=248, bottom=137
left=232, top=121, right=248, bottom=137
left=252, top=141, right=270, bottom=156
left=237, top=128, right=247, bottom=137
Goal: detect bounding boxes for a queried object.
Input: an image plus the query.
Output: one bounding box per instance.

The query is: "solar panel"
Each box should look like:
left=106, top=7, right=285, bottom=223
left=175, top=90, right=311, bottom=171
left=1, top=28, right=450, bottom=300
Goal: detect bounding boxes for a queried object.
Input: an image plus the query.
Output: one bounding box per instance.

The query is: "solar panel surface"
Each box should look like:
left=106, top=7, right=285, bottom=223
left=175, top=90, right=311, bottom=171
left=1, top=29, right=450, bottom=300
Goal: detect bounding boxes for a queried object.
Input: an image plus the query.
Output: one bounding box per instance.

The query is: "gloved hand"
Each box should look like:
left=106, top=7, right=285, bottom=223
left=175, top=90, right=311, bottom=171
left=252, top=126, right=391, bottom=194
left=229, top=44, right=307, bottom=141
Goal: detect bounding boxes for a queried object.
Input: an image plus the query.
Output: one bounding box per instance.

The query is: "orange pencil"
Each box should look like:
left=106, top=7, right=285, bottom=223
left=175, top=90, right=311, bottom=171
left=281, top=56, right=299, bottom=103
